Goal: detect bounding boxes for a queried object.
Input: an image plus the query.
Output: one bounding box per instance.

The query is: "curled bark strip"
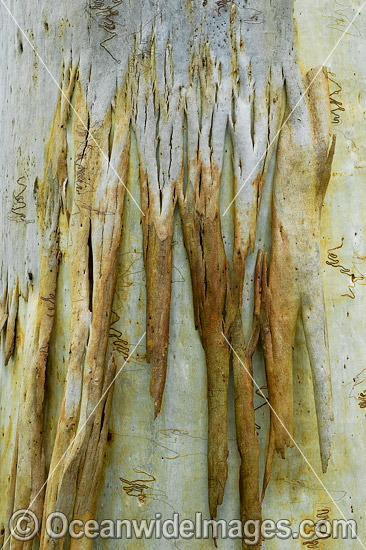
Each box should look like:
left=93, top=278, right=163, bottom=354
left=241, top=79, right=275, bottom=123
left=4, top=282, right=19, bottom=366
left=269, top=66, right=336, bottom=471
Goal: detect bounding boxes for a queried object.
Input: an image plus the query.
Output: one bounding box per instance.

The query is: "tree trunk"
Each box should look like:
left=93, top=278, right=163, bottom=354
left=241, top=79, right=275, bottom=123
left=0, top=1, right=364, bottom=549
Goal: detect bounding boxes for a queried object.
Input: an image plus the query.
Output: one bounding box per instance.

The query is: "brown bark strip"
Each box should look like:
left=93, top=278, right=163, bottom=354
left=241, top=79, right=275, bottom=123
left=259, top=253, right=275, bottom=501
left=133, top=38, right=184, bottom=418
left=179, top=199, right=231, bottom=519
left=176, top=46, right=233, bottom=517
left=229, top=251, right=262, bottom=550
left=268, top=66, right=336, bottom=471
left=4, top=282, right=19, bottom=366
left=143, top=222, right=173, bottom=418
left=267, top=202, right=296, bottom=459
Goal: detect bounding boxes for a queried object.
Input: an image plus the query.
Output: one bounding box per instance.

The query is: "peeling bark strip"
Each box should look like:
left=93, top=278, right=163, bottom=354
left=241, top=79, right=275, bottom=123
left=132, top=32, right=185, bottom=417
left=40, top=74, right=130, bottom=549
left=68, top=354, right=116, bottom=550
left=143, top=224, right=174, bottom=418
left=229, top=251, right=262, bottom=550
left=177, top=36, right=232, bottom=518
left=133, top=51, right=183, bottom=416
left=259, top=253, right=275, bottom=501
left=0, top=289, right=8, bottom=335
left=7, top=62, right=75, bottom=550
left=178, top=199, right=231, bottom=518
left=268, top=66, right=336, bottom=472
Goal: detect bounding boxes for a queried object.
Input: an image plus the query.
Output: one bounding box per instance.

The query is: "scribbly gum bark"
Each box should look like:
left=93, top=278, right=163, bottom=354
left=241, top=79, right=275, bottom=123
left=0, top=2, right=339, bottom=548
left=268, top=66, right=336, bottom=472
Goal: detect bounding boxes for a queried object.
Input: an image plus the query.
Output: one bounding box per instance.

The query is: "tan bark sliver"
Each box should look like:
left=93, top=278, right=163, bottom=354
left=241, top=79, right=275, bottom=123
left=264, top=67, right=336, bottom=490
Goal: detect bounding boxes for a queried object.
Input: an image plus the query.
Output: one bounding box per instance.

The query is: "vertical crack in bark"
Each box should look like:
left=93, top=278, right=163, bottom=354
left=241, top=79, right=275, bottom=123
left=4, top=282, right=19, bottom=366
